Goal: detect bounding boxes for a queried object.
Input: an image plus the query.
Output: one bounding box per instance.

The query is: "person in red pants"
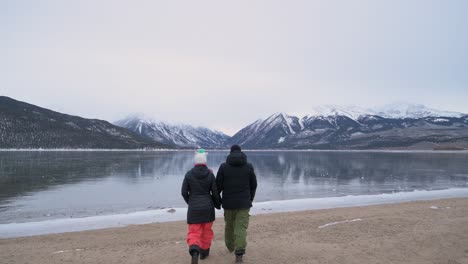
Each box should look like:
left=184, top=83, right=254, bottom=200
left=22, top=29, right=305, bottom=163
left=182, top=149, right=221, bottom=264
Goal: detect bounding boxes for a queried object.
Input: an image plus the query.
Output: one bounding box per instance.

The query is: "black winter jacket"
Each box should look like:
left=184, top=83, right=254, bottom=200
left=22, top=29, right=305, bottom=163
left=181, top=165, right=221, bottom=224
left=216, top=151, right=257, bottom=210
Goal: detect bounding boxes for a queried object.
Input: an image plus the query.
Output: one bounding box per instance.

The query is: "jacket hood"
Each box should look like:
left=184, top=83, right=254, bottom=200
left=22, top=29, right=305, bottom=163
left=227, top=151, right=247, bottom=166
left=191, top=165, right=210, bottom=179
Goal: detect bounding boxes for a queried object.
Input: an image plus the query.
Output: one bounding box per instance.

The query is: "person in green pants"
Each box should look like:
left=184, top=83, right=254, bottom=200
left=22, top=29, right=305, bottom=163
left=216, top=145, right=257, bottom=263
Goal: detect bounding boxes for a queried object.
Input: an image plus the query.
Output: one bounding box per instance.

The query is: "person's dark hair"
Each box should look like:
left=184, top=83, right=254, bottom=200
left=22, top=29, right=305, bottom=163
left=230, top=145, right=241, bottom=152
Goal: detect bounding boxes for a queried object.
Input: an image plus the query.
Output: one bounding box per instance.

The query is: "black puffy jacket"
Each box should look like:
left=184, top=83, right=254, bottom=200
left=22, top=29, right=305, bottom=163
left=181, top=165, right=221, bottom=224
left=216, top=151, right=257, bottom=210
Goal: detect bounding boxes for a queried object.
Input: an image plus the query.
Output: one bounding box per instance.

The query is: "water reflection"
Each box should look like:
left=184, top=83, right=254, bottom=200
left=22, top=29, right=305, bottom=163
left=0, top=151, right=467, bottom=223
left=249, top=151, right=468, bottom=199
left=0, top=152, right=180, bottom=200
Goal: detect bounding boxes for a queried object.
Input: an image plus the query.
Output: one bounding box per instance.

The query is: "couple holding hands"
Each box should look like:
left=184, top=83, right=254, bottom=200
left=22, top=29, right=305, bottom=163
left=181, top=145, right=257, bottom=263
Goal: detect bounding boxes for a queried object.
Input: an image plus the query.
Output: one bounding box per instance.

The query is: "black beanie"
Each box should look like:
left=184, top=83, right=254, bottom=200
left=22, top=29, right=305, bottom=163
left=230, top=145, right=241, bottom=152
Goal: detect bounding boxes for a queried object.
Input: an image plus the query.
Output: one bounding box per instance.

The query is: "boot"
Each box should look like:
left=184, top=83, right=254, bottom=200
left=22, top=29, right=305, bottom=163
left=191, top=252, right=199, bottom=264
left=235, top=249, right=245, bottom=263
left=200, top=248, right=210, bottom=260
left=189, top=245, right=200, bottom=264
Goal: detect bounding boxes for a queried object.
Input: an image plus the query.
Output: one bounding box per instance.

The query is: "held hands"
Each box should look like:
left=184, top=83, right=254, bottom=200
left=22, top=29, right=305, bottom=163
left=214, top=200, right=222, bottom=210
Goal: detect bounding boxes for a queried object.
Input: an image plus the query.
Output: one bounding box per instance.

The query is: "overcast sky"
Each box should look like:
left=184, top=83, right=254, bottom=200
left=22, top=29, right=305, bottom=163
left=1, top=0, right=467, bottom=135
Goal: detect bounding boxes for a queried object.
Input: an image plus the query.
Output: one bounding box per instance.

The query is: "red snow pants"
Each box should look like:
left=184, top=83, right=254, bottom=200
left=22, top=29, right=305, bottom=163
left=187, top=222, right=214, bottom=250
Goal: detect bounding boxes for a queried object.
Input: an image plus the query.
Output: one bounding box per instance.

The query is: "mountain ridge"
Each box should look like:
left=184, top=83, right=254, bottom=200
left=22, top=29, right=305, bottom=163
left=0, top=96, right=170, bottom=149
left=114, top=114, right=229, bottom=148
left=228, top=108, right=468, bottom=149
left=1, top=96, right=467, bottom=150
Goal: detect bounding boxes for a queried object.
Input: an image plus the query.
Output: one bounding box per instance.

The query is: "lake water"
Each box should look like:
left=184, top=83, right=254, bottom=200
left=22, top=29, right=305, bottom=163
left=1, top=150, right=468, bottom=224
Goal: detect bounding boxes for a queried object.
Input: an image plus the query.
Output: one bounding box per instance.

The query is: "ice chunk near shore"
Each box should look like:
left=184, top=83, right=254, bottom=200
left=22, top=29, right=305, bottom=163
left=0, top=207, right=189, bottom=239
left=249, top=188, right=468, bottom=215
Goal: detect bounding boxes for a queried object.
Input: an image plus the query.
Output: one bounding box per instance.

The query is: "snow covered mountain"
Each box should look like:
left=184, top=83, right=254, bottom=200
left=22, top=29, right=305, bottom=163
left=306, top=105, right=373, bottom=120
left=115, top=115, right=229, bottom=148
left=229, top=104, right=468, bottom=150
left=227, top=113, right=302, bottom=147
left=305, top=103, right=464, bottom=120
left=3, top=96, right=465, bottom=150
left=373, top=103, right=464, bottom=119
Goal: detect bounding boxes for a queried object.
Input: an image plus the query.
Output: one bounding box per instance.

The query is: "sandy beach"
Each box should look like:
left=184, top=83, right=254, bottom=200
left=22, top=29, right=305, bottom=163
left=1, top=198, right=467, bottom=264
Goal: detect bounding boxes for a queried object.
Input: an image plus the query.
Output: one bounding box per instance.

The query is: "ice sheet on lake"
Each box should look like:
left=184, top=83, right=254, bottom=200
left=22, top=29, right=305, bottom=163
left=1, top=188, right=467, bottom=238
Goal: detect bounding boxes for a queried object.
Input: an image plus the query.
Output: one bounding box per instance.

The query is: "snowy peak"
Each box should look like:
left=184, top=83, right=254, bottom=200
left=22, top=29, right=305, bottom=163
left=306, top=105, right=372, bottom=120
left=304, top=103, right=464, bottom=120
left=226, top=112, right=302, bottom=147
left=114, top=115, right=229, bottom=148
left=258, top=112, right=302, bottom=135
left=374, top=103, right=464, bottom=119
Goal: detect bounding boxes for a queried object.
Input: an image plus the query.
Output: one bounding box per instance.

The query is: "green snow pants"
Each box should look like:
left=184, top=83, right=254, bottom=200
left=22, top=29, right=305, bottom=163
left=224, top=209, right=250, bottom=255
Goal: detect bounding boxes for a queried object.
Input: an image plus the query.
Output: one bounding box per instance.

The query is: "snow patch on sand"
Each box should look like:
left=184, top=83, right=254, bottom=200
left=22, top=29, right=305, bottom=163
left=52, top=249, right=84, bottom=254
left=318, top=218, right=363, bottom=229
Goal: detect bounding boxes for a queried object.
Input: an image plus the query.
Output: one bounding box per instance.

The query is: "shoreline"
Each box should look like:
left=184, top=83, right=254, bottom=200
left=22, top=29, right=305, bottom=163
left=1, top=148, right=467, bottom=153
left=1, top=198, right=467, bottom=264
left=2, top=188, right=468, bottom=238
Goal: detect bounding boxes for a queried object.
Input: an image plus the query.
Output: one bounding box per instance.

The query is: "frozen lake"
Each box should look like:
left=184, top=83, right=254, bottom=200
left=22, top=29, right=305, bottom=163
left=1, top=150, right=468, bottom=225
